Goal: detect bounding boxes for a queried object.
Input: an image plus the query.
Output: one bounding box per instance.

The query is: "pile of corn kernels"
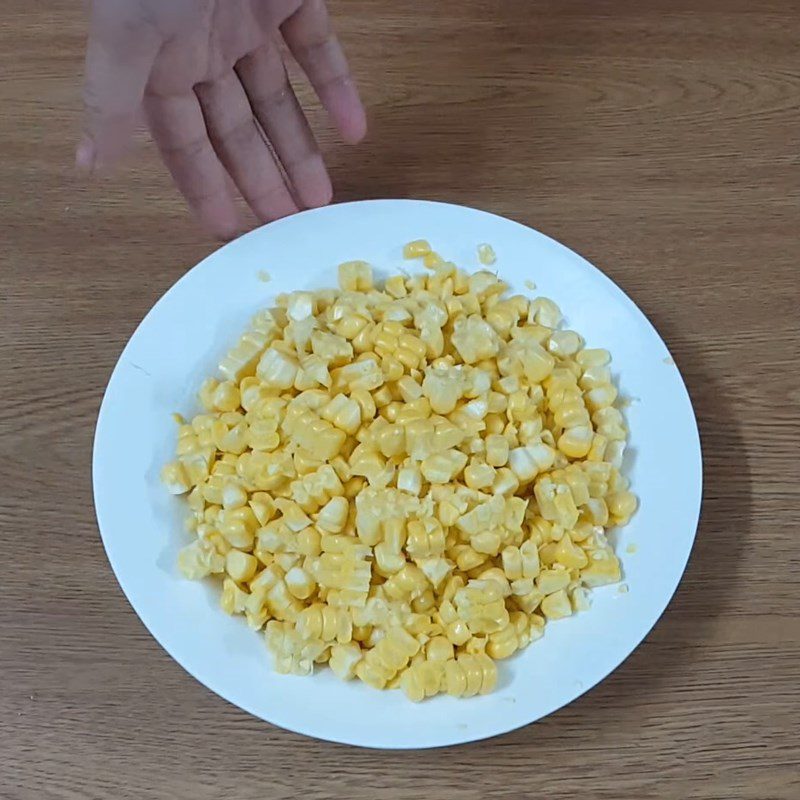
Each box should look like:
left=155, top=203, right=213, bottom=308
left=161, top=241, right=636, bottom=701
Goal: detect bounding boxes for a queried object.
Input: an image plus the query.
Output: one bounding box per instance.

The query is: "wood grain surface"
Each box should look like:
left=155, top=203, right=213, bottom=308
left=2, top=0, right=799, bottom=797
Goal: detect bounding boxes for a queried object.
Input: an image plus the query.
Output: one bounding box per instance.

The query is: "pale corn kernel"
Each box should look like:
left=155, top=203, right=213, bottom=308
left=384, top=274, right=407, bottom=298
left=396, top=375, right=423, bottom=403
left=212, top=381, right=241, bottom=412
left=285, top=566, right=316, bottom=599
left=576, top=348, right=611, bottom=367
left=464, top=461, right=496, bottom=490
left=421, top=367, right=462, bottom=415
left=423, top=251, right=444, bottom=268
left=477, top=243, right=497, bottom=266
left=547, top=330, right=582, bottom=357
left=315, top=496, right=349, bottom=533
left=508, top=442, right=556, bottom=482
left=421, top=450, right=468, bottom=484
left=451, top=315, right=501, bottom=364
left=485, top=434, right=509, bottom=467
left=222, top=482, right=248, bottom=510
left=492, top=467, right=520, bottom=496
left=397, top=462, right=423, bottom=495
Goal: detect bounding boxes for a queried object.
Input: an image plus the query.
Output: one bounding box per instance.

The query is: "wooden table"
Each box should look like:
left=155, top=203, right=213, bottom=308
left=2, top=1, right=798, bottom=797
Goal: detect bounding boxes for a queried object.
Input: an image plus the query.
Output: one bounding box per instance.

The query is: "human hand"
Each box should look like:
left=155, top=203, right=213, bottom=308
left=77, top=0, right=366, bottom=238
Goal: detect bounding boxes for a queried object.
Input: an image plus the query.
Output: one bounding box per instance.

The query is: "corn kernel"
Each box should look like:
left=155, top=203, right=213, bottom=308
left=226, top=549, right=258, bottom=582
left=403, top=239, right=432, bottom=259
left=338, top=260, right=373, bottom=291
left=541, top=589, right=572, bottom=620
left=477, top=243, right=497, bottom=266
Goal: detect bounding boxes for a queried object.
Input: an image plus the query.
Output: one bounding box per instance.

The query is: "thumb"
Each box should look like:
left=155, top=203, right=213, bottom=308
left=77, top=1, right=160, bottom=171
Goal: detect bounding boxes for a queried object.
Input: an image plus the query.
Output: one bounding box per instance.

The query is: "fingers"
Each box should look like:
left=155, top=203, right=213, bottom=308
left=143, top=92, right=240, bottom=239
left=281, top=0, right=367, bottom=144
left=194, top=72, right=299, bottom=223
left=78, top=0, right=161, bottom=170
left=237, top=44, right=332, bottom=209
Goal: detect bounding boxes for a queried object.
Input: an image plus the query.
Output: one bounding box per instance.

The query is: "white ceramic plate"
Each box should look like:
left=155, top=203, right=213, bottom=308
left=94, top=199, right=702, bottom=749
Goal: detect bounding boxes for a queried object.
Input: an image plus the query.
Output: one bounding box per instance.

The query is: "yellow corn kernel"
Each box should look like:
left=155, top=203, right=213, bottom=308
left=576, top=348, right=611, bottom=367
left=161, top=461, right=191, bottom=495
left=220, top=577, right=249, bottom=615
left=400, top=660, right=445, bottom=702
left=226, top=549, right=258, bottom=582
left=486, top=618, right=523, bottom=660
left=384, top=274, right=407, bottom=298
left=284, top=565, right=316, bottom=599
left=320, top=394, right=361, bottom=435
left=451, top=315, right=501, bottom=364
left=338, top=260, right=373, bottom=291
left=582, top=552, right=622, bottom=587
left=541, top=588, right=572, bottom=620
left=219, top=327, right=276, bottom=383
left=256, top=346, right=299, bottom=389
left=406, top=518, right=446, bottom=559
left=529, top=297, right=561, bottom=328
left=547, top=330, right=582, bottom=357
left=383, top=564, right=429, bottom=601
left=580, top=365, right=613, bottom=390
left=403, top=239, right=432, bottom=259
left=329, top=641, right=362, bottom=680
left=426, top=636, right=455, bottom=662
left=608, top=490, right=638, bottom=523
left=444, top=654, right=497, bottom=697
left=454, top=579, right=510, bottom=635
left=297, top=603, right=352, bottom=643
left=554, top=534, right=589, bottom=569
left=536, top=568, right=571, bottom=595
left=585, top=384, right=618, bottom=411
left=557, top=425, right=594, bottom=459
left=177, top=540, right=225, bottom=579
left=356, top=626, right=420, bottom=688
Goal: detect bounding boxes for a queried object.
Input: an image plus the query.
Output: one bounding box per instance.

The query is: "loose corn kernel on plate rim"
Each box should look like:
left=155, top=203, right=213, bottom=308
left=93, top=199, right=702, bottom=749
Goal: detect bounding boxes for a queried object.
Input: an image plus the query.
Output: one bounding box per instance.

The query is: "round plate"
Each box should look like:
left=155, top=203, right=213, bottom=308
left=94, top=199, right=702, bottom=749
